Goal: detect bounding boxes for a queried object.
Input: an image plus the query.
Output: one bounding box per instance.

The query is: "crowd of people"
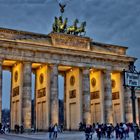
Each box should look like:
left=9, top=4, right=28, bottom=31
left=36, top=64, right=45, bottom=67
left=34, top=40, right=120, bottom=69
left=81, top=122, right=140, bottom=140
left=1, top=121, right=140, bottom=140
left=14, top=124, right=24, bottom=134
left=0, top=123, right=10, bottom=134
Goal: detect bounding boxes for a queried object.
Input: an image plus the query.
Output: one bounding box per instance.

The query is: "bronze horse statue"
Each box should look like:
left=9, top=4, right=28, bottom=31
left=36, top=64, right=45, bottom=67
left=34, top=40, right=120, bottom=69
left=59, top=18, right=68, bottom=33
left=52, top=16, right=68, bottom=33
left=66, top=19, right=79, bottom=35
left=52, top=16, right=58, bottom=32
left=75, top=21, right=86, bottom=36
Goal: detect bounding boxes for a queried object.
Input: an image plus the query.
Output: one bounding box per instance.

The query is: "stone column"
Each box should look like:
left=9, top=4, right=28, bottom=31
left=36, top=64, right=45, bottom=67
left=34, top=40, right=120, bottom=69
left=104, top=70, right=113, bottom=124
left=124, top=87, right=132, bottom=123
left=82, top=68, right=91, bottom=124
left=0, top=60, right=2, bottom=123
left=50, top=64, right=59, bottom=125
left=22, top=62, right=32, bottom=130
left=63, top=73, right=67, bottom=129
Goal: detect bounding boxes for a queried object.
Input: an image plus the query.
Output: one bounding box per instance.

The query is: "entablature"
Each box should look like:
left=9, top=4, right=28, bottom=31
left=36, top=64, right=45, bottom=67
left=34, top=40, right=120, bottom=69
left=0, top=27, right=136, bottom=70
left=0, top=27, right=130, bottom=57
left=0, top=39, right=135, bottom=63
left=0, top=40, right=135, bottom=72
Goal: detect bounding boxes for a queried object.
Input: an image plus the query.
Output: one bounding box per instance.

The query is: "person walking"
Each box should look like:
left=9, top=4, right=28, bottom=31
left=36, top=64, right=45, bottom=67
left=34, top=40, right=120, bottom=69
left=53, top=123, right=58, bottom=140
left=85, top=124, right=92, bottom=140
left=48, top=124, right=53, bottom=140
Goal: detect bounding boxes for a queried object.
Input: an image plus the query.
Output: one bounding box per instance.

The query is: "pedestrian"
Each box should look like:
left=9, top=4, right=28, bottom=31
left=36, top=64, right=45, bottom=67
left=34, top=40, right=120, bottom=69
left=53, top=123, right=58, bottom=140
left=48, top=124, right=53, bottom=140
left=60, top=124, right=63, bottom=133
left=20, top=124, right=24, bottom=134
left=106, top=124, right=111, bottom=139
left=85, top=124, right=92, bottom=140
left=115, top=123, right=119, bottom=139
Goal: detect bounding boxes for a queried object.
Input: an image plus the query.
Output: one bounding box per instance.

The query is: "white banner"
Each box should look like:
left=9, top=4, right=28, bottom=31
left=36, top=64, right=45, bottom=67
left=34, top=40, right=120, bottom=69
left=124, top=72, right=140, bottom=87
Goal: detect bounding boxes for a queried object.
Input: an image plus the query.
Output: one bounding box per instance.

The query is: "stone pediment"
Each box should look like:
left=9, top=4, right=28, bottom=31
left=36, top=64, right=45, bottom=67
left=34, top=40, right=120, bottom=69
left=49, top=32, right=91, bottom=51
left=0, top=27, right=128, bottom=56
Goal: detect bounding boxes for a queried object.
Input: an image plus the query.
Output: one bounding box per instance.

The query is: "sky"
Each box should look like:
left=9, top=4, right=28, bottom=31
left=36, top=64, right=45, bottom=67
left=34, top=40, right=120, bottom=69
left=0, top=0, right=140, bottom=109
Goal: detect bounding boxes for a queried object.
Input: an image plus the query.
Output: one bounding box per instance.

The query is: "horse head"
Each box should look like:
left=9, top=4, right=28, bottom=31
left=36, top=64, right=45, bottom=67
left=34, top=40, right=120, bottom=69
left=82, top=21, right=86, bottom=27
left=59, top=16, right=63, bottom=24
left=75, top=19, right=79, bottom=24
left=64, top=18, right=68, bottom=24
left=54, top=17, right=58, bottom=22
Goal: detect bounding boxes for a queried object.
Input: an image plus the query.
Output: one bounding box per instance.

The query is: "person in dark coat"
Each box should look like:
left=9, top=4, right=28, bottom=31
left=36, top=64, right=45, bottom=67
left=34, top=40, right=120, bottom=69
left=85, top=124, right=92, bottom=140
left=48, top=124, right=53, bottom=140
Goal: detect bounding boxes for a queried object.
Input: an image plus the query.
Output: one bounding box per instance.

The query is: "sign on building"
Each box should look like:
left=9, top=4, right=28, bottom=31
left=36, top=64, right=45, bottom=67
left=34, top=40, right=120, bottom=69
left=124, top=72, right=140, bottom=87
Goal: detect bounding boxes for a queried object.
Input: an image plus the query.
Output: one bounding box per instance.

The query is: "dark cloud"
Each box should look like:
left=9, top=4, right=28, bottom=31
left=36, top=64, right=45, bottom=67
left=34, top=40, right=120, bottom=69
left=0, top=0, right=139, bottom=67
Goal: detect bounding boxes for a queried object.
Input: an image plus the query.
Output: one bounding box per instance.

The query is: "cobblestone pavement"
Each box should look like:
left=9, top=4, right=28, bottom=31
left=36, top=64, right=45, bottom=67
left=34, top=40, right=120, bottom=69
left=0, top=131, right=134, bottom=140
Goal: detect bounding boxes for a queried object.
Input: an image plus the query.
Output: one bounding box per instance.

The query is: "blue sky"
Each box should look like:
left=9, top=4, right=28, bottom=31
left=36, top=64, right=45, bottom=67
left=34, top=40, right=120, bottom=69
left=0, top=0, right=140, bottom=108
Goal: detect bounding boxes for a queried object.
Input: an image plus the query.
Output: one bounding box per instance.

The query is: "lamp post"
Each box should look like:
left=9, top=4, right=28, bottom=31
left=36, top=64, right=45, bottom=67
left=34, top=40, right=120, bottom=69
left=123, top=62, right=140, bottom=140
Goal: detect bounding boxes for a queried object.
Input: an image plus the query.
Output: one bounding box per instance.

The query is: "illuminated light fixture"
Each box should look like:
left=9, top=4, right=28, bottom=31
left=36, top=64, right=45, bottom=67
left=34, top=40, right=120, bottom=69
left=90, top=69, right=94, bottom=74
left=70, top=68, right=73, bottom=72
left=89, top=68, right=93, bottom=71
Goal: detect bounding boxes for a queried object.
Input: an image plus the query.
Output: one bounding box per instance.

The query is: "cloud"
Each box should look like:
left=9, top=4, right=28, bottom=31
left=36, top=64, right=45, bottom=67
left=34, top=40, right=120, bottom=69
left=0, top=0, right=47, bottom=4
left=0, top=0, right=139, bottom=63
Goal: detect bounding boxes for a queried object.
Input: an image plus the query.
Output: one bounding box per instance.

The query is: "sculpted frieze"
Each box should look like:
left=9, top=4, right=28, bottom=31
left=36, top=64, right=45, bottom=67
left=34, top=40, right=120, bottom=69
left=50, top=33, right=91, bottom=50
left=0, top=28, right=51, bottom=45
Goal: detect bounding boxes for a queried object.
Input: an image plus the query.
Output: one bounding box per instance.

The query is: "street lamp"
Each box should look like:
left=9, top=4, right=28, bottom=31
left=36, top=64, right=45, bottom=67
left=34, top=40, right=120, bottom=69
left=123, top=62, right=140, bottom=140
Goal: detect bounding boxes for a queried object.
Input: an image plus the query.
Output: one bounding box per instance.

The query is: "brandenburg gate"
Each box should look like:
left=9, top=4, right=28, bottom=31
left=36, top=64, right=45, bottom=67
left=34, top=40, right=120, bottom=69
left=0, top=27, right=135, bottom=131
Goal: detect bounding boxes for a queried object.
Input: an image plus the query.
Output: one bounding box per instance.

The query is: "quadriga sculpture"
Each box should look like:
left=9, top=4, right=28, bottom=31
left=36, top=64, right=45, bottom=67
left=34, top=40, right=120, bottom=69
left=66, top=19, right=79, bottom=35
left=75, top=21, right=86, bottom=36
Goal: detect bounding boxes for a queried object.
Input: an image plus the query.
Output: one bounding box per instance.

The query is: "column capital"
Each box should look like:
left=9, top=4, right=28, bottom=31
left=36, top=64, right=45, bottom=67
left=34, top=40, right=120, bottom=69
left=22, top=61, right=32, bottom=65
left=49, top=63, right=58, bottom=68
left=103, top=68, right=112, bottom=74
left=82, top=67, right=90, bottom=75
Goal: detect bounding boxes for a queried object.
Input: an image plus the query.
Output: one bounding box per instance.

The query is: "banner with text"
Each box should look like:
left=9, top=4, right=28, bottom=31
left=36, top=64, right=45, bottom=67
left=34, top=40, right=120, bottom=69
left=124, top=72, right=140, bottom=87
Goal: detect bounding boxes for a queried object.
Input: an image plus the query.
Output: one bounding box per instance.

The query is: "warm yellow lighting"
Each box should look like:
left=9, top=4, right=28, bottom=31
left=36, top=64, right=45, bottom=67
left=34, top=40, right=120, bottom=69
left=32, top=63, right=42, bottom=69
left=3, top=60, right=17, bottom=66
left=58, top=66, right=72, bottom=71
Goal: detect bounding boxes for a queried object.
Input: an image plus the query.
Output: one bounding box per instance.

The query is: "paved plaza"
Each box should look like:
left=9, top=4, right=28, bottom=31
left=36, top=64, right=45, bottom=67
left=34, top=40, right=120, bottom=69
left=0, top=131, right=134, bottom=140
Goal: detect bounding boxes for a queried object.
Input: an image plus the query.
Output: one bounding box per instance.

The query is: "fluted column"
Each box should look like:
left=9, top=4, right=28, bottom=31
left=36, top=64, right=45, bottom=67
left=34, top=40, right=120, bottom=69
left=104, top=70, right=113, bottom=124
left=0, top=60, right=3, bottom=123
left=82, top=68, right=91, bottom=124
left=50, top=64, right=59, bottom=125
left=22, top=62, right=32, bottom=130
left=124, top=87, right=132, bottom=122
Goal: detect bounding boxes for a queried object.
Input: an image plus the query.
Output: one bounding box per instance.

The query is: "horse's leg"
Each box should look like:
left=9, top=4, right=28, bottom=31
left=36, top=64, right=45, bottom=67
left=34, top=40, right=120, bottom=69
left=67, top=30, right=70, bottom=34
left=84, top=31, right=86, bottom=36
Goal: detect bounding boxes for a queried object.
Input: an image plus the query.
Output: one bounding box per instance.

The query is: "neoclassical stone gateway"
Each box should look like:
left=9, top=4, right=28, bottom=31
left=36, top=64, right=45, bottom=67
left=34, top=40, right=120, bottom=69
left=0, top=27, right=138, bottom=131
